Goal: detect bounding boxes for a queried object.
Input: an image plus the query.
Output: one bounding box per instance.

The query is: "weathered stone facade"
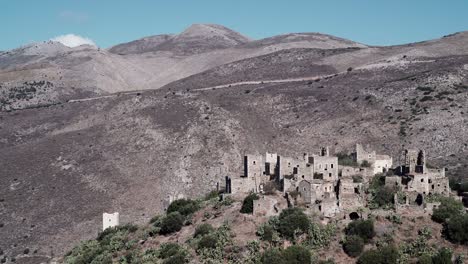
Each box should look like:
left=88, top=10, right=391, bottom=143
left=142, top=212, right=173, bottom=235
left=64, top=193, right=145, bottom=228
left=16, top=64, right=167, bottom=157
left=355, top=144, right=393, bottom=174
left=232, top=147, right=346, bottom=218
left=229, top=145, right=452, bottom=219
left=386, top=148, right=450, bottom=196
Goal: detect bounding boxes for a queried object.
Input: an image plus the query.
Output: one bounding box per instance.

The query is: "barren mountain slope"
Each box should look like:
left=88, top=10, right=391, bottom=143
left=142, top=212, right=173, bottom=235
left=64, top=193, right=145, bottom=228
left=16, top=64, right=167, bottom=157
left=244, top=32, right=367, bottom=49
left=1, top=46, right=468, bottom=263
left=107, top=34, right=174, bottom=55
left=163, top=32, right=468, bottom=91
left=1, top=24, right=372, bottom=111
left=0, top=43, right=154, bottom=110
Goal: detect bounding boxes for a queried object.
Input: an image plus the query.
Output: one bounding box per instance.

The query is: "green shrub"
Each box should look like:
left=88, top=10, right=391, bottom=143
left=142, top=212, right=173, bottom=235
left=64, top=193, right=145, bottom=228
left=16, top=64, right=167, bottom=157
left=360, top=160, right=371, bottom=167
left=196, top=224, right=232, bottom=262
left=194, top=223, right=214, bottom=238
left=204, top=190, right=219, bottom=201
left=160, top=212, right=184, bottom=235
left=343, top=235, right=364, bottom=257
left=64, top=240, right=104, bottom=264
left=89, top=253, right=112, bottom=264
left=282, top=245, right=311, bottom=264
left=303, top=221, right=336, bottom=249
left=167, top=199, right=199, bottom=217
left=97, top=224, right=137, bottom=242
left=400, top=227, right=434, bottom=259
left=159, top=243, right=188, bottom=264
left=373, top=186, right=396, bottom=208
left=119, top=250, right=142, bottom=264
left=240, top=193, right=259, bottom=214
left=257, top=217, right=281, bottom=244
left=418, top=254, right=433, bottom=264
left=96, top=227, right=133, bottom=253
left=444, top=213, right=468, bottom=244
left=346, top=219, right=375, bottom=243
left=357, top=245, right=399, bottom=264
left=278, top=207, right=310, bottom=240
left=257, top=223, right=280, bottom=244
left=337, top=152, right=359, bottom=167
left=261, top=248, right=285, bottom=264
left=260, top=246, right=311, bottom=264
left=141, top=249, right=159, bottom=262
left=159, top=243, right=182, bottom=259
left=197, top=235, right=218, bottom=250
left=369, top=173, right=386, bottom=190
left=432, top=197, right=464, bottom=223
left=150, top=215, right=162, bottom=225
left=386, top=214, right=402, bottom=225
left=163, top=254, right=187, bottom=264
left=432, top=247, right=452, bottom=264
left=418, top=227, right=432, bottom=240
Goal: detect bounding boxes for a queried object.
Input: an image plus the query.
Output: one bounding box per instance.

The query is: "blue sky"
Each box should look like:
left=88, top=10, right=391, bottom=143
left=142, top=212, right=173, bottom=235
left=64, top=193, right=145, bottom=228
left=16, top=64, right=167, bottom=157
left=2, top=0, right=468, bottom=50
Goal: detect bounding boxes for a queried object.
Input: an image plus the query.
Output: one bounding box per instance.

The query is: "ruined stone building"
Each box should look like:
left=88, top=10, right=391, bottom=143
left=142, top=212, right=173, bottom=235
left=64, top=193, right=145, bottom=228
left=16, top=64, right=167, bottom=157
left=226, top=144, right=451, bottom=219
left=229, top=147, right=344, bottom=217
left=385, top=149, right=450, bottom=196
left=355, top=144, right=393, bottom=174
left=102, top=212, right=120, bottom=231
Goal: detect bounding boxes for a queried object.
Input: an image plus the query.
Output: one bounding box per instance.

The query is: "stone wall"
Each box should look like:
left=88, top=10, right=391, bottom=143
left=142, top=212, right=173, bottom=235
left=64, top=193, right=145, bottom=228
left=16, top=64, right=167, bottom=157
left=355, top=144, right=376, bottom=164
left=374, top=155, right=393, bottom=174
left=310, top=155, right=338, bottom=182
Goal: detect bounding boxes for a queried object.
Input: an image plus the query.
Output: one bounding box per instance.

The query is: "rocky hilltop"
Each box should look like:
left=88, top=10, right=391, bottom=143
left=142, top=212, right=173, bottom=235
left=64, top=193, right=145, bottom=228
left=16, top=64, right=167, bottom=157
left=0, top=25, right=467, bottom=263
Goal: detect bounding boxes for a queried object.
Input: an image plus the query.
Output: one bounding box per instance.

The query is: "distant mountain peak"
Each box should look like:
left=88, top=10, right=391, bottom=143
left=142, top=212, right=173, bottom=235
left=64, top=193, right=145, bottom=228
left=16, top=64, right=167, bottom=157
left=108, top=34, right=173, bottom=55
left=108, top=24, right=250, bottom=55
left=166, top=23, right=251, bottom=53
left=178, top=23, right=251, bottom=42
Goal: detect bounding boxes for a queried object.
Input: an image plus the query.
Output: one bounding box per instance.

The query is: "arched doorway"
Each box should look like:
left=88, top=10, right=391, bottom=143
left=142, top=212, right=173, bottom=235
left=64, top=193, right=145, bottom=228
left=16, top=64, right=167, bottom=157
left=415, top=194, right=423, bottom=206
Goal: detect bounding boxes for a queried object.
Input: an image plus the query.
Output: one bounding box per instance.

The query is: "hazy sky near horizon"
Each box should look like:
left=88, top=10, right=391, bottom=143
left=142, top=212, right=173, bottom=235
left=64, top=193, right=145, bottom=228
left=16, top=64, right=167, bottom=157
left=2, top=0, right=468, bottom=50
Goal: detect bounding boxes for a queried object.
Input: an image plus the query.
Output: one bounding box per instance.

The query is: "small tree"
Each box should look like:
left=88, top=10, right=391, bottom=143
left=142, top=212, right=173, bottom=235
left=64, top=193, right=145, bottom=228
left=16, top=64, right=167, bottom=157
left=432, top=197, right=464, bottom=223
left=240, top=193, right=259, bottom=214
left=197, top=234, right=218, bottom=250
left=282, top=245, right=312, bottom=264
left=167, top=199, right=199, bottom=217
left=278, top=208, right=310, bottom=240
left=345, top=219, right=375, bottom=243
left=261, top=248, right=285, bottom=264
left=357, top=245, right=398, bottom=264
left=160, top=212, right=184, bottom=235
left=373, top=186, right=397, bottom=207
left=159, top=243, right=188, bottom=264
left=444, top=213, right=468, bottom=244
left=432, top=247, right=452, bottom=264
left=337, top=152, right=359, bottom=167
left=159, top=243, right=183, bottom=259
left=418, top=254, right=433, bottom=264
left=194, top=223, right=214, bottom=238
left=343, top=235, right=364, bottom=257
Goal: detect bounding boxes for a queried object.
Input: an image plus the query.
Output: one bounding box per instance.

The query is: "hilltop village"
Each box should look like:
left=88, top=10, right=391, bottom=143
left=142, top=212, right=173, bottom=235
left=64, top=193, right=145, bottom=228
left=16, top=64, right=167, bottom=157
left=225, top=144, right=452, bottom=219
left=59, top=144, right=466, bottom=264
